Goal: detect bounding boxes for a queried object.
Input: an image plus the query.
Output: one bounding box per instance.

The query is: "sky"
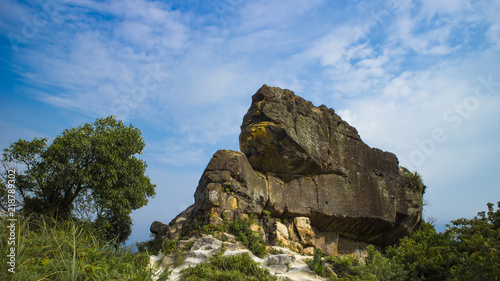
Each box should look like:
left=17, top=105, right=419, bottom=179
left=0, top=0, right=499, bottom=245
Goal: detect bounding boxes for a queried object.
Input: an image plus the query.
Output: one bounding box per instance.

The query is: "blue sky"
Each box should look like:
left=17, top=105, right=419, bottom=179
left=1, top=0, right=499, bottom=245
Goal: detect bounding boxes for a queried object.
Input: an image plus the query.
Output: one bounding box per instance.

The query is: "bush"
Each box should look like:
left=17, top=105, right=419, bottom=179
left=383, top=202, right=500, bottom=281
left=324, top=254, right=363, bottom=279
left=179, top=252, right=276, bottom=281
left=363, top=245, right=408, bottom=281
left=162, top=239, right=178, bottom=255
left=229, top=218, right=267, bottom=258
left=136, top=236, right=162, bottom=254
left=307, top=248, right=327, bottom=277
left=384, top=222, right=458, bottom=280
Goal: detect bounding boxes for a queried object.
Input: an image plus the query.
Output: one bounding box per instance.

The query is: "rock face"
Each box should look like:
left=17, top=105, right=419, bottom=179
left=153, top=85, right=424, bottom=256
left=240, top=85, right=397, bottom=176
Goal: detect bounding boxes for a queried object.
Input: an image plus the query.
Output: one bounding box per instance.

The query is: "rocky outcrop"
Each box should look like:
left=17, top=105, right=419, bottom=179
left=149, top=234, right=325, bottom=281
left=152, top=85, right=424, bottom=256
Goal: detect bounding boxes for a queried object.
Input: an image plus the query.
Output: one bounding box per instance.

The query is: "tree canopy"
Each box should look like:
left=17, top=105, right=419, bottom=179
left=1, top=116, right=156, bottom=242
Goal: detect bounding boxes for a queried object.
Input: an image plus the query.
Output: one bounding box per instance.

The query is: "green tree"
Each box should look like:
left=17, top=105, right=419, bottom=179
left=0, top=116, right=156, bottom=242
left=384, top=202, right=500, bottom=281
left=446, top=202, right=500, bottom=280
left=384, top=222, right=458, bottom=280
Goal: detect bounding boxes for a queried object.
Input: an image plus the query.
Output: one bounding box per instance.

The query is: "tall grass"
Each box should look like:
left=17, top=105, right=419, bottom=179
left=0, top=215, right=154, bottom=280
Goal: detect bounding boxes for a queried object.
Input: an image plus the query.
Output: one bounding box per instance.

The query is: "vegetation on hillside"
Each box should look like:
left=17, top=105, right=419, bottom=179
left=3, top=202, right=497, bottom=280
left=307, top=201, right=500, bottom=280
left=138, top=216, right=268, bottom=258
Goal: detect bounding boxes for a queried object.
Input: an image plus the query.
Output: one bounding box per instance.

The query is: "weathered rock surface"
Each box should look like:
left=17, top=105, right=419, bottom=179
left=152, top=85, right=424, bottom=257
left=194, top=149, right=268, bottom=215
left=240, top=85, right=398, bottom=177
left=149, top=234, right=325, bottom=281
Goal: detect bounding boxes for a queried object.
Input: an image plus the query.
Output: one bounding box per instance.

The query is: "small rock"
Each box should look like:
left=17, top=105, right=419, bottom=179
left=267, top=254, right=295, bottom=266
left=294, top=217, right=315, bottom=246
left=303, top=247, right=315, bottom=256
left=276, top=222, right=289, bottom=240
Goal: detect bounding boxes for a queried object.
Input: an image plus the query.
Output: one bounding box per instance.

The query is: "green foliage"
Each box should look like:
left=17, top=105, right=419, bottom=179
left=0, top=116, right=156, bottom=243
left=385, top=201, right=500, bottom=281
left=182, top=240, right=195, bottom=251
left=269, top=248, right=284, bottom=255
left=307, top=248, right=327, bottom=277
left=200, top=222, right=228, bottom=235
left=362, top=245, right=407, bottom=281
left=156, top=267, right=171, bottom=281
left=188, top=213, right=267, bottom=258
left=179, top=252, right=276, bottom=281
left=229, top=218, right=268, bottom=258
left=0, top=216, right=153, bottom=280
left=262, top=210, right=271, bottom=219
left=324, top=255, right=364, bottom=279
left=384, top=222, right=457, bottom=280
left=401, top=168, right=426, bottom=194
left=136, top=236, right=162, bottom=255
left=306, top=202, right=500, bottom=280
left=446, top=201, right=500, bottom=280
left=162, top=239, right=178, bottom=255
left=221, top=211, right=228, bottom=221
left=307, top=248, right=369, bottom=280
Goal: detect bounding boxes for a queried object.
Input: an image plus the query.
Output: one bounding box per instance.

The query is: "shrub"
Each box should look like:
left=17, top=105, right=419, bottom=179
left=307, top=246, right=407, bottom=281
left=229, top=218, right=267, bottom=258
left=363, top=245, right=408, bottom=281
left=384, top=222, right=458, bottom=280
left=136, top=236, right=162, bottom=254
left=383, top=202, right=500, bottom=280
left=162, top=239, right=178, bottom=255
left=324, top=254, right=363, bottom=279
left=307, top=248, right=327, bottom=277
left=179, top=252, right=276, bottom=281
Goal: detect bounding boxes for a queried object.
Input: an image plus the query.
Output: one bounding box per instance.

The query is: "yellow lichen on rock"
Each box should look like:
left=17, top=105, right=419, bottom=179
left=230, top=197, right=238, bottom=210
left=244, top=121, right=274, bottom=146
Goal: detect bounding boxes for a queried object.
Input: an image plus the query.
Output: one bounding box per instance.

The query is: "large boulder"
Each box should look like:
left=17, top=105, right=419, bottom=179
left=240, top=85, right=399, bottom=177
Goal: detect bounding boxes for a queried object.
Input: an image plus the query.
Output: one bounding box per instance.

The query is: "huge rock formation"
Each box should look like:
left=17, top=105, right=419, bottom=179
left=151, top=85, right=424, bottom=256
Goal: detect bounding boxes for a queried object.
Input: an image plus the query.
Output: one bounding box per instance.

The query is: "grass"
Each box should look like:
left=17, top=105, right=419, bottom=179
left=0, top=215, right=154, bottom=280
left=401, top=168, right=426, bottom=194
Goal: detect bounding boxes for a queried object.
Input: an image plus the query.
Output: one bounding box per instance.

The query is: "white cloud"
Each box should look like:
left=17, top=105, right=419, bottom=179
left=304, top=25, right=361, bottom=66
left=239, top=0, right=324, bottom=32
left=336, top=48, right=500, bottom=227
